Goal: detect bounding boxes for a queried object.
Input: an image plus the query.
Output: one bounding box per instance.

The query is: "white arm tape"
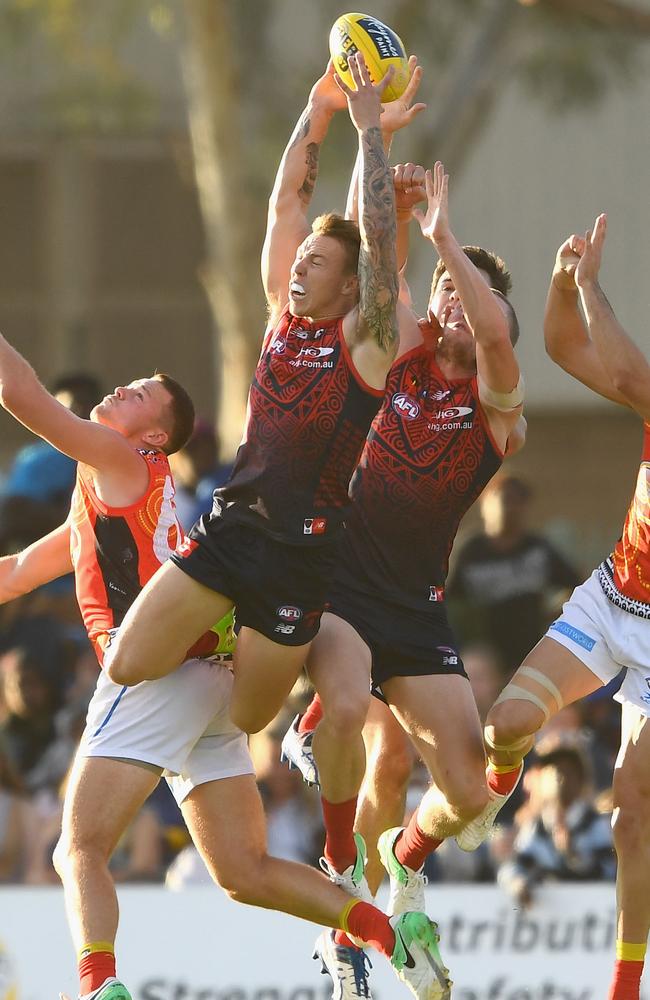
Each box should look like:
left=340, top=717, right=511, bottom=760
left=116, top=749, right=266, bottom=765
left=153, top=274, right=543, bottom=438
left=478, top=373, right=525, bottom=412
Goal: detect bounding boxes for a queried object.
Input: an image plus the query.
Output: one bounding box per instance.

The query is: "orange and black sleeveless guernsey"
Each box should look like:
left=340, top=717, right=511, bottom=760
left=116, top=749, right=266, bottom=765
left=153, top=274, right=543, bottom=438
left=70, top=450, right=182, bottom=662
left=339, top=345, right=504, bottom=610
left=598, top=421, right=650, bottom=618
left=216, top=307, right=384, bottom=543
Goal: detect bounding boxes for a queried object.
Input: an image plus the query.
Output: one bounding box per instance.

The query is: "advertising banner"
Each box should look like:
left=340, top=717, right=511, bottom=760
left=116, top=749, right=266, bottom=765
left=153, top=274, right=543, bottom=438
left=0, top=884, right=647, bottom=1000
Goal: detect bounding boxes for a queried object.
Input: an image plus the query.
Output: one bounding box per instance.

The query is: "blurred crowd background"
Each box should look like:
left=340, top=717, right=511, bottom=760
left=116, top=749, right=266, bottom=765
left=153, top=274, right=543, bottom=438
left=2, top=0, right=650, bottom=907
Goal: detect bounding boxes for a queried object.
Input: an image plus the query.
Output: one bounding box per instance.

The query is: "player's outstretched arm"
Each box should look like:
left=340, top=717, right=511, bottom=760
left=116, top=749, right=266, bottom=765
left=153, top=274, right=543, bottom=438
left=340, top=54, right=399, bottom=359
left=575, top=214, right=650, bottom=421
left=0, top=521, right=72, bottom=604
left=0, top=333, right=144, bottom=474
left=544, top=225, right=630, bottom=407
left=414, top=162, right=520, bottom=396
left=344, top=55, right=425, bottom=223
left=261, top=62, right=345, bottom=323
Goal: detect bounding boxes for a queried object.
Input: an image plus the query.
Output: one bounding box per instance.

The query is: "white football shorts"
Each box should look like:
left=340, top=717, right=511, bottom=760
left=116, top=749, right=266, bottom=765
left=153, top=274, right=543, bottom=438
left=545, top=569, right=650, bottom=716
left=82, top=641, right=253, bottom=804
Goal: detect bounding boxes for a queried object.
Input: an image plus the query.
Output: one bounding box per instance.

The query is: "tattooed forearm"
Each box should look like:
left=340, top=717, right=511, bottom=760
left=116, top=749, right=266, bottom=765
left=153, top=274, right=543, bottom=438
left=358, top=126, right=398, bottom=352
left=299, top=142, right=320, bottom=206
left=288, top=111, right=311, bottom=151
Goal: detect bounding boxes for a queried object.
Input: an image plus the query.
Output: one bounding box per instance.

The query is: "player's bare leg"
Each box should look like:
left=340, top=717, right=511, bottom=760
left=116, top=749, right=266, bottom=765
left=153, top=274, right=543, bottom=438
left=306, top=614, right=373, bottom=896
left=457, top=637, right=604, bottom=851
left=53, top=756, right=160, bottom=997
left=183, top=772, right=451, bottom=999
left=106, top=561, right=234, bottom=685
left=372, top=674, right=486, bottom=914
left=356, top=697, right=416, bottom=894
left=229, top=628, right=310, bottom=734
left=608, top=703, right=650, bottom=999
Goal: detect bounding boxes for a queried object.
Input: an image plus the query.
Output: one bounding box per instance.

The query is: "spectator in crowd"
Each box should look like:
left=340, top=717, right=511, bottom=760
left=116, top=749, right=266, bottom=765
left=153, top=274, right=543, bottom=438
left=497, top=734, right=615, bottom=908
left=169, top=419, right=232, bottom=531
left=447, top=475, right=582, bottom=676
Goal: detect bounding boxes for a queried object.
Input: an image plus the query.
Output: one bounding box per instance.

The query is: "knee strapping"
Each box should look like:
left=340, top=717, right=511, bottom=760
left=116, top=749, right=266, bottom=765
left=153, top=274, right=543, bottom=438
left=484, top=729, right=532, bottom=754
left=493, top=665, right=563, bottom=724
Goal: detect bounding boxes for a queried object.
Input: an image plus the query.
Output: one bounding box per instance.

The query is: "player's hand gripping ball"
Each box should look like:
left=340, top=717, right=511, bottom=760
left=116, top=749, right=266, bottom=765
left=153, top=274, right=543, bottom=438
left=329, top=12, right=409, bottom=102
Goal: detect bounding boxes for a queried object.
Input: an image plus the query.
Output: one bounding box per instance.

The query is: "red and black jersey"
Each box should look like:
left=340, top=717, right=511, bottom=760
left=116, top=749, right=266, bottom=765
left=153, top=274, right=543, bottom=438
left=598, top=421, right=650, bottom=617
left=216, top=307, right=383, bottom=543
left=70, top=450, right=183, bottom=659
left=341, top=345, right=503, bottom=609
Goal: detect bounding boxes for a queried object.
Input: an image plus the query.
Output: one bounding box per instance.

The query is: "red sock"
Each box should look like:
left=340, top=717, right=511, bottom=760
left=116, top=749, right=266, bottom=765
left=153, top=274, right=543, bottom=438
left=79, top=951, right=116, bottom=995
left=487, top=762, right=522, bottom=797
left=298, top=694, right=323, bottom=733
left=322, top=796, right=358, bottom=873
left=342, top=901, right=396, bottom=959
left=394, top=813, right=442, bottom=872
left=608, top=959, right=644, bottom=1000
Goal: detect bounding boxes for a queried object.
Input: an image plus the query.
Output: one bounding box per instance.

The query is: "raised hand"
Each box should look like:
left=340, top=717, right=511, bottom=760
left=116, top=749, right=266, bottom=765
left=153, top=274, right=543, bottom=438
left=575, top=214, right=607, bottom=289
left=392, top=162, right=427, bottom=218
left=309, top=59, right=348, bottom=114
left=413, top=161, right=450, bottom=245
left=552, top=233, right=585, bottom=292
left=380, top=56, right=426, bottom=135
left=334, top=52, right=394, bottom=132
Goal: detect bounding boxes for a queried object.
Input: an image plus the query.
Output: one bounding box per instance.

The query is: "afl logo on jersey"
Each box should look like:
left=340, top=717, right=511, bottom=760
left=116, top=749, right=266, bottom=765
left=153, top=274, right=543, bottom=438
left=392, top=392, right=420, bottom=419
left=277, top=605, right=303, bottom=621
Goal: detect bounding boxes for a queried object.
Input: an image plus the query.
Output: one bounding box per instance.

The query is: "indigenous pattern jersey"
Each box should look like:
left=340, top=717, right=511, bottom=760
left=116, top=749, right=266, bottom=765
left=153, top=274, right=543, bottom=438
left=216, top=307, right=383, bottom=543
left=341, top=345, right=503, bottom=609
left=598, top=421, right=650, bottom=618
left=70, top=450, right=183, bottom=658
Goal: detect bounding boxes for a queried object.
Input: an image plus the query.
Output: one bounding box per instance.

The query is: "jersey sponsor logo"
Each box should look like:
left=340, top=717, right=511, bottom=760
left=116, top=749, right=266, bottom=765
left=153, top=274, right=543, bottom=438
left=296, top=346, right=334, bottom=359
left=429, top=585, right=445, bottom=602
left=549, top=620, right=596, bottom=652
left=392, top=392, right=420, bottom=419
left=277, top=605, right=303, bottom=622
left=435, top=406, right=474, bottom=421
left=304, top=517, right=327, bottom=535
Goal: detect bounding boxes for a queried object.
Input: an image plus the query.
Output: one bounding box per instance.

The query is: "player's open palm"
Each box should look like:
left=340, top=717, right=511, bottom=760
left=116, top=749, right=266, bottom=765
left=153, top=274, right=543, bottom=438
left=380, top=55, right=426, bottom=135
left=413, top=161, right=450, bottom=244
left=335, top=52, right=394, bottom=132
left=575, top=213, right=607, bottom=290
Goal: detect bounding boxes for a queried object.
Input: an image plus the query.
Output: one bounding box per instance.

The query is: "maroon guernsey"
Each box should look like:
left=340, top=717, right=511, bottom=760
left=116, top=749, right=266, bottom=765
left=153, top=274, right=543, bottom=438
left=340, top=344, right=504, bottom=608
left=216, top=307, right=384, bottom=543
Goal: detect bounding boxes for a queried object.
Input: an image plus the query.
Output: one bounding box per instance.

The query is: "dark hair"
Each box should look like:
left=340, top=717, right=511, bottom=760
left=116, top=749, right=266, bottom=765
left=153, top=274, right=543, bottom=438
left=152, top=374, right=195, bottom=455
left=311, top=213, right=361, bottom=275
left=431, top=245, right=512, bottom=300
left=493, top=289, right=521, bottom=347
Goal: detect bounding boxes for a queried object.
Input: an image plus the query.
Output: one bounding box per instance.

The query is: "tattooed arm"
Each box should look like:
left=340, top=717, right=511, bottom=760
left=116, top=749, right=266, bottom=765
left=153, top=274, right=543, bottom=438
left=338, top=55, right=399, bottom=380
left=261, top=63, right=346, bottom=324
